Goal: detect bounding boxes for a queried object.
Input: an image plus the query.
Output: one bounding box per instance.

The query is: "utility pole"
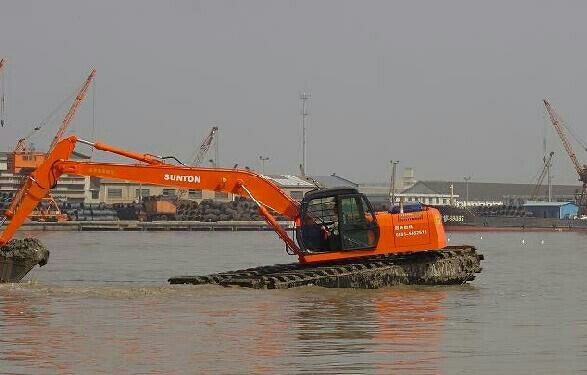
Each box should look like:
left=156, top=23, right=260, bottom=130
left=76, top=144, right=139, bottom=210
left=464, top=176, right=471, bottom=207
left=259, top=155, right=269, bottom=174
left=389, top=160, right=399, bottom=206
left=300, top=91, right=311, bottom=176
left=449, top=183, right=455, bottom=206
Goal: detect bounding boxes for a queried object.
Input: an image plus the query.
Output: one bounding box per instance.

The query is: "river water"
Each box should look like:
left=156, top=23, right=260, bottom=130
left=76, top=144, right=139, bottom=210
left=0, top=231, right=586, bottom=374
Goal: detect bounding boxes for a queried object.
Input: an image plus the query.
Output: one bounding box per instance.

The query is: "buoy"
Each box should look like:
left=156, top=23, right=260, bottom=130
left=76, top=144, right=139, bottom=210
left=521, top=239, right=526, bottom=245
left=480, top=236, right=483, bottom=240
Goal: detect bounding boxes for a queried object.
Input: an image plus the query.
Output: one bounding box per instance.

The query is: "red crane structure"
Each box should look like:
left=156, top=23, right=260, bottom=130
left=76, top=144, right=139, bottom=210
left=9, top=69, right=95, bottom=173
left=8, top=69, right=95, bottom=222
left=543, top=99, right=587, bottom=214
left=48, top=69, right=96, bottom=152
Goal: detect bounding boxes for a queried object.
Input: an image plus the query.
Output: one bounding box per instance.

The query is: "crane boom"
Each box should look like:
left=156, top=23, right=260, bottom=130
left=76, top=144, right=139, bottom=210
left=543, top=99, right=587, bottom=181
left=543, top=99, right=587, bottom=214
left=192, top=126, right=218, bottom=166
left=48, top=69, right=96, bottom=152
left=177, top=126, right=218, bottom=199
left=530, top=151, right=554, bottom=200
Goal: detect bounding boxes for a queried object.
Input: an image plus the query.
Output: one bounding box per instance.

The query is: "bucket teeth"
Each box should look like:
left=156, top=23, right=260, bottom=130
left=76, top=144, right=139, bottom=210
left=169, top=245, right=483, bottom=289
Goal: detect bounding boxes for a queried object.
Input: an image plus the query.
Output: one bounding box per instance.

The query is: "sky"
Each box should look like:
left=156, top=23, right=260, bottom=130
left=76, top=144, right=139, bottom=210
left=1, top=0, right=587, bottom=186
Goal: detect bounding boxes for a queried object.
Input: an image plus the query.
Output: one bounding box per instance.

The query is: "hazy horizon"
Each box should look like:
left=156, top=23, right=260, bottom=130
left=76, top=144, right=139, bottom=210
left=1, top=1, right=587, bottom=186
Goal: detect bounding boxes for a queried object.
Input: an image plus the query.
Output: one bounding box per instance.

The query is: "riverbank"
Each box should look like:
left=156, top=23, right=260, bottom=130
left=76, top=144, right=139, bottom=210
left=12, top=219, right=587, bottom=233
left=14, top=220, right=294, bottom=232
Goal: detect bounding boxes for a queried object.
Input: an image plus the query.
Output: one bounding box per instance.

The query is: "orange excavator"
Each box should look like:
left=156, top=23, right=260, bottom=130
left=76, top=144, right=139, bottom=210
left=0, top=135, right=448, bottom=265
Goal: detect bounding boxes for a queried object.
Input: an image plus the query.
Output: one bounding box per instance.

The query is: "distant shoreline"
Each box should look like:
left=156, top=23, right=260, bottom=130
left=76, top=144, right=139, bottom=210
left=13, top=220, right=587, bottom=233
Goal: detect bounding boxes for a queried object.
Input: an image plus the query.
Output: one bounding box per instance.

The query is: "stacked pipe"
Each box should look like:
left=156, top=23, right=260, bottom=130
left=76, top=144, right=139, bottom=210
left=175, top=197, right=286, bottom=222
left=60, top=202, right=119, bottom=221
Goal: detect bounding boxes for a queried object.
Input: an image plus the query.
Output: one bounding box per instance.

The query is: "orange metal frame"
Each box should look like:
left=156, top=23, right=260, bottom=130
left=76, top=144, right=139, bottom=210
left=0, top=136, right=447, bottom=264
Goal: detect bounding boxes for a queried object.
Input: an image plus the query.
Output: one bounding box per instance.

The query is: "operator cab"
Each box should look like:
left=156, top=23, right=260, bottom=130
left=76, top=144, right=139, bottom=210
left=297, top=188, right=380, bottom=253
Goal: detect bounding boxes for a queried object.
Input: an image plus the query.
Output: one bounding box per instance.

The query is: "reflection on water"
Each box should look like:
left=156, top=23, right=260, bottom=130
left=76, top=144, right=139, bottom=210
left=1, top=231, right=587, bottom=374
left=0, top=284, right=448, bottom=374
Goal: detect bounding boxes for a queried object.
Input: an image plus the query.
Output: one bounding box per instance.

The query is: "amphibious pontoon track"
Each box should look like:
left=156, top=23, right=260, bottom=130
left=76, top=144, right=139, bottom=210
left=169, top=245, right=483, bottom=289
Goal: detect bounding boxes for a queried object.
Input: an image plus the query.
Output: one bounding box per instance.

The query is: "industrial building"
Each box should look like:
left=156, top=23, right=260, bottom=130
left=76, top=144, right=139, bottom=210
left=522, top=201, right=579, bottom=219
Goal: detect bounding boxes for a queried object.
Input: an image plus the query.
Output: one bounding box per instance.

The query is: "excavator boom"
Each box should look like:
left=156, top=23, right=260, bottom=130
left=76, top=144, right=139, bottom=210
left=0, top=136, right=300, bottom=250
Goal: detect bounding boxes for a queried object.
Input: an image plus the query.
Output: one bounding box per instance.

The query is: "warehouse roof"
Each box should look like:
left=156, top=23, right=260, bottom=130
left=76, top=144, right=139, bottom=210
left=312, top=174, right=358, bottom=188
left=405, top=180, right=580, bottom=201
left=523, top=201, right=577, bottom=207
left=266, top=175, right=315, bottom=188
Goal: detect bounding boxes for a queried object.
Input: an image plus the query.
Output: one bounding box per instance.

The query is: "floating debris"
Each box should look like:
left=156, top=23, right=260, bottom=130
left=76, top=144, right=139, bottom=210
left=169, top=245, right=483, bottom=289
left=0, top=238, right=49, bottom=282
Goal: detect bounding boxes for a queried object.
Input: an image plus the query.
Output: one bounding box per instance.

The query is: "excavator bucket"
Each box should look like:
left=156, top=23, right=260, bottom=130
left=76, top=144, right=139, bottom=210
left=0, top=238, right=49, bottom=282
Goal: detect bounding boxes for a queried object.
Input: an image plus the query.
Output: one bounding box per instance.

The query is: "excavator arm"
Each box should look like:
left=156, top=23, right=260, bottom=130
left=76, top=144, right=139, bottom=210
left=0, top=136, right=301, bottom=254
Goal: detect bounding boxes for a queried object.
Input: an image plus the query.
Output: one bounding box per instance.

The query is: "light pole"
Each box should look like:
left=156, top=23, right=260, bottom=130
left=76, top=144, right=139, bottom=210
left=463, top=176, right=471, bottom=207
left=300, top=91, right=311, bottom=176
left=389, top=160, right=399, bottom=206
left=259, top=156, right=270, bottom=174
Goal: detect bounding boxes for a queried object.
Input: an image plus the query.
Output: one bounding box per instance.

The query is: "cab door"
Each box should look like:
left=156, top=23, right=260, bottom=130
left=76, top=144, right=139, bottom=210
left=338, top=194, right=379, bottom=251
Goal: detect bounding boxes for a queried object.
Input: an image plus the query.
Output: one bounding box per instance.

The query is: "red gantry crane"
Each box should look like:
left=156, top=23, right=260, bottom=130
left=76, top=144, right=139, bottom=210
left=9, top=69, right=96, bottom=173
left=543, top=99, right=587, bottom=214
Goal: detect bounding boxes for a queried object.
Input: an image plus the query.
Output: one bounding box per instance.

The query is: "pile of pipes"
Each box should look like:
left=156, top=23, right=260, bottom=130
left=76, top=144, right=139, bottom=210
left=115, top=203, right=142, bottom=220
left=176, top=198, right=287, bottom=222
left=60, top=202, right=118, bottom=221
left=471, top=205, right=530, bottom=217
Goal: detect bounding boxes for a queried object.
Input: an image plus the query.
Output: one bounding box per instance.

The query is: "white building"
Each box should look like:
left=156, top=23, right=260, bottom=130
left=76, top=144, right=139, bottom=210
left=0, top=151, right=92, bottom=203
